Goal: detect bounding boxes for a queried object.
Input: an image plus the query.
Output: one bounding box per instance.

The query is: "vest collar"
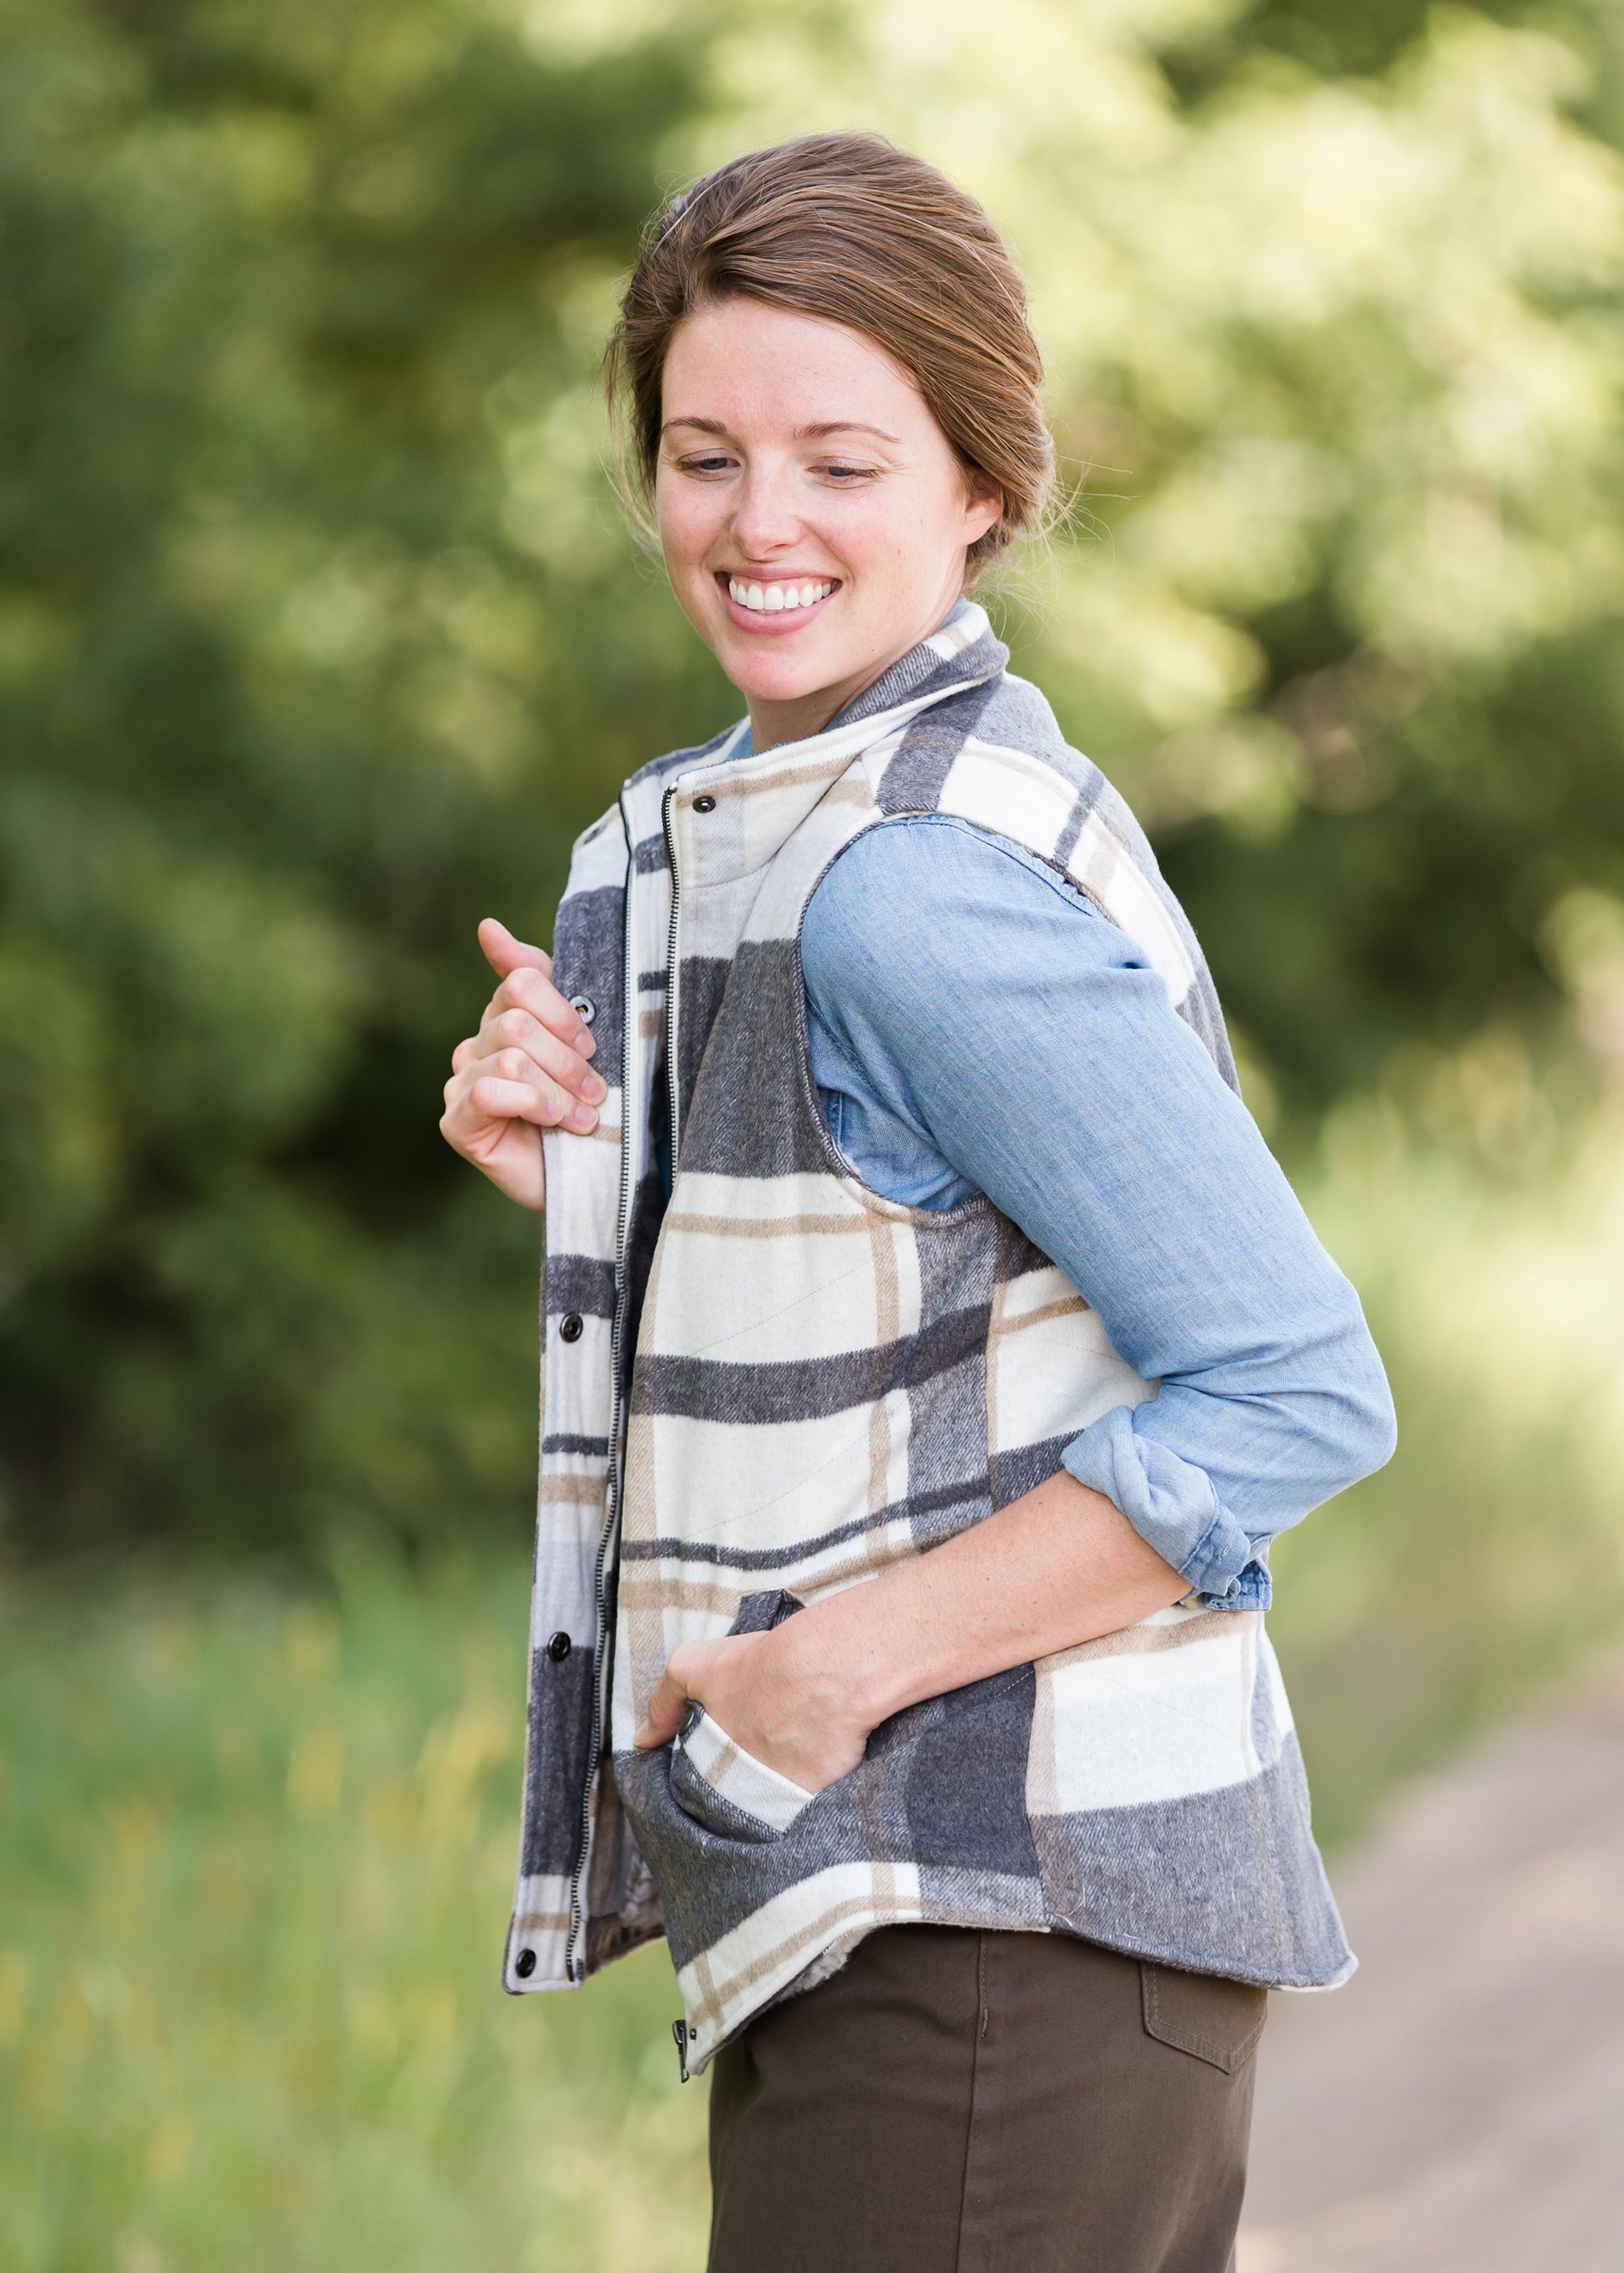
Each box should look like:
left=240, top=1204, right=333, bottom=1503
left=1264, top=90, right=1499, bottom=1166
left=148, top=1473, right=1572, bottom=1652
left=826, top=596, right=1008, bottom=732
left=634, top=601, right=1009, bottom=890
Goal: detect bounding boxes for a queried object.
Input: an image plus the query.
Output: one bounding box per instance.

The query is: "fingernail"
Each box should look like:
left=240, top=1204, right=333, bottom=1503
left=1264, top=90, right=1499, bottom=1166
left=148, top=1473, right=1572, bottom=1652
left=573, top=1031, right=596, bottom=1058
left=570, top=1103, right=598, bottom=1131
left=581, top=1073, right=607, bottom=1103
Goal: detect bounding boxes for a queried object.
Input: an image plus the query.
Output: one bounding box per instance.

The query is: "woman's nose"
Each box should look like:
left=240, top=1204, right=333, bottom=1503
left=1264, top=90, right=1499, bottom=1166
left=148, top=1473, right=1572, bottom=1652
left=730, top=466, right=802, bottom=558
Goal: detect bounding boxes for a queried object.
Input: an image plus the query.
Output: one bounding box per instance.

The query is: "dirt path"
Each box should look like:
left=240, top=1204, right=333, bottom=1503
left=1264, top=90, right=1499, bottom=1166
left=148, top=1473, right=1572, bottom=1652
left=1238, top=1659, right=1624, bottom=2273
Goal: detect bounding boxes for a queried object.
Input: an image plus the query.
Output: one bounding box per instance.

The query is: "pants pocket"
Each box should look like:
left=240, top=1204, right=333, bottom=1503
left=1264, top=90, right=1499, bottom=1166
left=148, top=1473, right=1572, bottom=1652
left=1140, top=1962, right=1268, bottom=2074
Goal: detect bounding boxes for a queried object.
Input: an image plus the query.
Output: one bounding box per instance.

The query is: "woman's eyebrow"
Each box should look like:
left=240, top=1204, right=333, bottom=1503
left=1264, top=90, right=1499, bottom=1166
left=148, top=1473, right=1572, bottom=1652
left=659, top=416, right=901, bottom=442
left=795, top=421, right=901, bottom=442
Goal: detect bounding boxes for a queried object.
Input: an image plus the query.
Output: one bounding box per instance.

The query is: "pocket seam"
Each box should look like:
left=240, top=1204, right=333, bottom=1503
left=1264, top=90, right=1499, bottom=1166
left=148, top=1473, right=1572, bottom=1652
left=1140, top=1963, right=1266, bottom=2074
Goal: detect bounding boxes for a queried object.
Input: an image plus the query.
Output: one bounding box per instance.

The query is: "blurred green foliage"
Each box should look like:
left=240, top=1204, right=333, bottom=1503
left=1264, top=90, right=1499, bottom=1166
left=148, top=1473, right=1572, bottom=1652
left=3, top=0, right=1624, bottom=1556
left=0, top=0, right=729, bottom=1553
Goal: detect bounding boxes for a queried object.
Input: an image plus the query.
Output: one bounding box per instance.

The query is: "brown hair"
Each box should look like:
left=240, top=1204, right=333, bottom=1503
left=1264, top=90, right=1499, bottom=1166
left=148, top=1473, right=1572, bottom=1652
left=605, top=133, right=1052, bottom=573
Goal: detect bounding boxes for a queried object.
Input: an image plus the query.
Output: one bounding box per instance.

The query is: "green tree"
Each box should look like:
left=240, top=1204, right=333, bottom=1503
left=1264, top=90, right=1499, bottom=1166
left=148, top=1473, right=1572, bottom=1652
left=0, top=0, right=725, bottom=1554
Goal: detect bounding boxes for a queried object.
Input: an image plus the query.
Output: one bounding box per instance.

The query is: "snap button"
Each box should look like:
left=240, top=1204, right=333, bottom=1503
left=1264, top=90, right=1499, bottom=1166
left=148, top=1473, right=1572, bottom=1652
left=569, top=995, right=596, bottom=1025
left=559, top=1313, right=583, bottom=1343
left=547, top=1631, right=572, bottom=1662
left=693, top=794, right=716, bottom=814
left=514, top=1948, right=537, bottom=1978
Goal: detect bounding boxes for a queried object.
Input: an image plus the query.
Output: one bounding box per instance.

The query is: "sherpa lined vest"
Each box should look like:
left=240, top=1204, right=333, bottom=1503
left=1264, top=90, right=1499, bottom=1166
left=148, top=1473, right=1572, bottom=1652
left=504, top=602, right=1351, bottom=2069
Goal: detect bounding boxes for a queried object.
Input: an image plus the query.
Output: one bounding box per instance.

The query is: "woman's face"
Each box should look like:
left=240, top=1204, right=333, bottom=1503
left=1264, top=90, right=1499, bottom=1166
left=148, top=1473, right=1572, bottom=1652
left=656, top=297, right=1001, bottom=748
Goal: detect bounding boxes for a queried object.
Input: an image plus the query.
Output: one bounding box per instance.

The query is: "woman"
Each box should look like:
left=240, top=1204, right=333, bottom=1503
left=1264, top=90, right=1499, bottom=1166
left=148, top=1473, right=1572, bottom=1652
left=441, top=134, right=1395, bottom=2273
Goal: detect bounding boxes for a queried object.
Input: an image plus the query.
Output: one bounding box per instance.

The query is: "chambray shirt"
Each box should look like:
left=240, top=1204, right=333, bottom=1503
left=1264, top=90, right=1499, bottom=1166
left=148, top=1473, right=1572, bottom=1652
left=795, top=814, right=1397, bottom=1611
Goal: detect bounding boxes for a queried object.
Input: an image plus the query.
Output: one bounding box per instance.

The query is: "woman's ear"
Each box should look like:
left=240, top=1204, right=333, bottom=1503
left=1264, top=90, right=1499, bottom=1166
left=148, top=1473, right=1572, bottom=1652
left=961, top=471, right=1004, bottom=549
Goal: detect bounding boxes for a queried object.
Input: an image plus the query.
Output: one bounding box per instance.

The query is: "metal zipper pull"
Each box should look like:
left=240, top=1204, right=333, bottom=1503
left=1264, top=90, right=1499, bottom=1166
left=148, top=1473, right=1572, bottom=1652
left=672, top=2017, right=690, bottom=2084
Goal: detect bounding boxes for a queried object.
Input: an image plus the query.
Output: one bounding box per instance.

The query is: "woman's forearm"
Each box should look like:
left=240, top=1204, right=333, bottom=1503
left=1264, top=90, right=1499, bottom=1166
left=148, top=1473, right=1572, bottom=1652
left=636, top=1472, right=1191, bottom=1792
left=785, top=1470, right=1189, bottom=1729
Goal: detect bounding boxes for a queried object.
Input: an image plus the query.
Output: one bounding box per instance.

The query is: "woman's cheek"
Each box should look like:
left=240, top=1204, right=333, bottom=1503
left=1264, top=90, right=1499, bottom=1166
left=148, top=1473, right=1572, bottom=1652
left=658, top=522, right=719, bottom=620
left=655, top=482, right=713, bottom=577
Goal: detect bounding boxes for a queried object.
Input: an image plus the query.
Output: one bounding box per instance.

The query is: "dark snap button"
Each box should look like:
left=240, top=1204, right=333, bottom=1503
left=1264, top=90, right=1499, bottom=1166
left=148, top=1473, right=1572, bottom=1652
left=569, top=995, right=596, bottom=1025
left=559, top=1313, right=583, bottom=1343
left=693, top=794, right=716, bottom=814
left=547, top=1631, right=572, bottom=1663
left=514, top=1948, right=537, bottom=1978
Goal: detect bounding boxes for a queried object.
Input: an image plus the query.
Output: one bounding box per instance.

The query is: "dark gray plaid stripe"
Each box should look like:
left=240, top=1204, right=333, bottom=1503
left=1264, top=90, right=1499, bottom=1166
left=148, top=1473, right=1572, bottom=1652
left=543, top=1255, right=616, bottom=1318
left=619, top=1477, right=996, bottom=1570
left=636, top=1304, right=993, bottom=1424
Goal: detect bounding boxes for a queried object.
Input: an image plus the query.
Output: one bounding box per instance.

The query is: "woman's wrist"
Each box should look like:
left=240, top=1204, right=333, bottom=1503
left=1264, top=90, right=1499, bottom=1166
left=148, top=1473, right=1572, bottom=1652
left=774, top=1580, right=927, bottom=1737
left=769, top=1476, right=1190, bottom=1751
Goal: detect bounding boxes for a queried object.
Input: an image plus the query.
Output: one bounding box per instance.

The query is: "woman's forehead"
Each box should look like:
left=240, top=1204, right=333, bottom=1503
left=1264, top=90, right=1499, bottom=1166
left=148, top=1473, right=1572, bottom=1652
left=660, top=298, right=928, bottom=434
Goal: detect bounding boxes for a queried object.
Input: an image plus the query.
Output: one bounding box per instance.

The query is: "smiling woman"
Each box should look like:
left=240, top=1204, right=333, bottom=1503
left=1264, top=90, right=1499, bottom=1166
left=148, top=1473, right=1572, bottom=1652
left=438, top=132, right=1395, bottom=2273
left=607, top=134, right=1049, bottom=750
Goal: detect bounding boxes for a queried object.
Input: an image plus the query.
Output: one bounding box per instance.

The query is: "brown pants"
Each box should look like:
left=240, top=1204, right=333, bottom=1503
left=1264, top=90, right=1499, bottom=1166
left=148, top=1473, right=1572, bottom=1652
left=707, top=1926, right=1266, bottom=2273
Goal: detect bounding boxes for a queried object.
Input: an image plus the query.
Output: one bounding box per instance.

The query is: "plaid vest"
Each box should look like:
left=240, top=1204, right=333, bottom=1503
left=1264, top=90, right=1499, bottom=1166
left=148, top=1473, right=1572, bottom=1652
left=505, top=603, right=1351, bottom=2067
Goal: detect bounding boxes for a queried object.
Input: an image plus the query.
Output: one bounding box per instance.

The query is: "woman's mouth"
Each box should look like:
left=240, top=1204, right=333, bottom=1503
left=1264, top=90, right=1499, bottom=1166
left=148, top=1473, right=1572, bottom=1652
left=717, top=572, right=839, bottom=632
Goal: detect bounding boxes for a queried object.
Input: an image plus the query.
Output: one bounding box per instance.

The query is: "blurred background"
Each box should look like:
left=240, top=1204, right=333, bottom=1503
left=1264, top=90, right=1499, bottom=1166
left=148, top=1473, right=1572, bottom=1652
left=3, top=0, right=1623, bottom=2265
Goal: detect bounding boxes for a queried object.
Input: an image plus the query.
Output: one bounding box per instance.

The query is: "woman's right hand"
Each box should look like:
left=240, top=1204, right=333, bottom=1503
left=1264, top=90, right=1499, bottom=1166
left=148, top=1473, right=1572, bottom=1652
left=439, top=918, right=606, bottom=1214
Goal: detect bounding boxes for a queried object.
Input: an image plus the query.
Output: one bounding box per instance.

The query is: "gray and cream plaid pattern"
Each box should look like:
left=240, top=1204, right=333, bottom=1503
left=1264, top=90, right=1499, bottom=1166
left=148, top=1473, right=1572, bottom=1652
left=505, top=602, right=1351, bottom=2067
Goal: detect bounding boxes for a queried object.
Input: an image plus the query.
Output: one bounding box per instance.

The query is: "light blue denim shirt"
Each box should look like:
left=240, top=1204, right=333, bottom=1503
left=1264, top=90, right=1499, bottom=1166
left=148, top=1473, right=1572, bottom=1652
left=797, top=813, right=1397, bottom=1611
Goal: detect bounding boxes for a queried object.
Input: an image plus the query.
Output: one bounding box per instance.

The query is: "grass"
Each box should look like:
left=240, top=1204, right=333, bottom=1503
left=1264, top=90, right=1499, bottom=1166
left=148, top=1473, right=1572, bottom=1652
left=5, top=1094, right=1624, bottom=2270
left=0, top=1551, right=710, bottom=2273
left=1271, top=1091, right=1624, bottom=1842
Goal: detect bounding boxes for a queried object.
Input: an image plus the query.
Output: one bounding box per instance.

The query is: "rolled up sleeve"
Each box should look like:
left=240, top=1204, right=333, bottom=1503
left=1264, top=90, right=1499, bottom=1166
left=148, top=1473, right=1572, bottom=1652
left=1062, top=1415, right=1265, bottom=1608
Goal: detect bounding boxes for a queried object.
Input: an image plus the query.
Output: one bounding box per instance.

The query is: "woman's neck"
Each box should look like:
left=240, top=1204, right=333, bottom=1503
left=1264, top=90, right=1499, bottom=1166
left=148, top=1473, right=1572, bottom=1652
left=743, top=586, right=967, bottom=753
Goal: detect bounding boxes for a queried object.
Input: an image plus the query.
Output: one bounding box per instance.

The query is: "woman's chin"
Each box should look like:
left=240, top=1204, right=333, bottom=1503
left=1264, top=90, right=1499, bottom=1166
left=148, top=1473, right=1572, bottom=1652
left=721, top=648, right=851, bottom=708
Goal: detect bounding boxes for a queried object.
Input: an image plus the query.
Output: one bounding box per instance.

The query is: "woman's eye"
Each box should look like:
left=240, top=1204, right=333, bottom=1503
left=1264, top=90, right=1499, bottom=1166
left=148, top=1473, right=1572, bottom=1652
left=678, top=454, right=734, bottom=475
left=818, top=462, right=877, bottom=483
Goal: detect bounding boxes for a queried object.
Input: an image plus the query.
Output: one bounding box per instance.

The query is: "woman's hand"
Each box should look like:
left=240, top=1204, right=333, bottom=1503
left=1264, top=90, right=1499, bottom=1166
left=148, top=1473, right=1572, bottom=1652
left=634, top=1623, right=877, bottom=1796
left=439, top=917, right=606, bottom=1213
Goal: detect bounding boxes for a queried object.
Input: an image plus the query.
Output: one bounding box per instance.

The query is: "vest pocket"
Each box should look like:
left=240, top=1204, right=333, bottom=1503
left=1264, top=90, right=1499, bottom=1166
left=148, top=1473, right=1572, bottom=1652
left=670, top=1705, right=818, bottom=1842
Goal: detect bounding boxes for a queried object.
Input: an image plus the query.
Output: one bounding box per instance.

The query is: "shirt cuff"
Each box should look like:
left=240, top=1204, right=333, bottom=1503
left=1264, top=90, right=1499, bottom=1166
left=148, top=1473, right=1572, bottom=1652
left=1060, top=1406, right=1272, bottom=1612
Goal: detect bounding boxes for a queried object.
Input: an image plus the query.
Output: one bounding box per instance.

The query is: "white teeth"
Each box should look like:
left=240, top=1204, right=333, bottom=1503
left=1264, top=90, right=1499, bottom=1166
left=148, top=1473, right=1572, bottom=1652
left=727, top=577, right=834, bottom=613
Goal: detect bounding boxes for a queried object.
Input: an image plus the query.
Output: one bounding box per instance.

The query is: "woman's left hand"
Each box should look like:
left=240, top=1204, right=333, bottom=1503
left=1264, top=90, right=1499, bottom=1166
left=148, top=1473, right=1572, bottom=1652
left=633, top=1625, right=875, bottom=1796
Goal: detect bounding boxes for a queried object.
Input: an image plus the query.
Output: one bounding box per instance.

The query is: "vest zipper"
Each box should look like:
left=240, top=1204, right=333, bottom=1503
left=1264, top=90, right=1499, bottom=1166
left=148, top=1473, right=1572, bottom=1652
left=656, top=728, right=689, bottom=2090
left=561, top=792, right=642, bottom=1986
left=661, top=783, right=683, bottom=1159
